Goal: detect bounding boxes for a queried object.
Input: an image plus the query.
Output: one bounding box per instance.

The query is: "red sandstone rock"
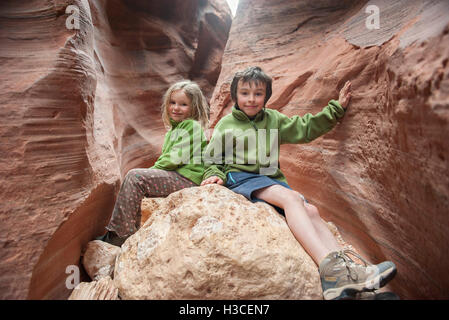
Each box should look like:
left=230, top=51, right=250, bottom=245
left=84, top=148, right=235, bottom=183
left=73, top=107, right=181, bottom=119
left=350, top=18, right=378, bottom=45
left=0, top=0, right=231, bottom=299
left=2, top=0, right=448, bottom=301
left=209, top=0, right=449, bottom=299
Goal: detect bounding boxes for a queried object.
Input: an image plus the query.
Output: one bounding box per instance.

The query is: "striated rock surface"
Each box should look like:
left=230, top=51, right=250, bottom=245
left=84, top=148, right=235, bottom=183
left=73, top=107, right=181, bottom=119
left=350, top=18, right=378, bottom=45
left=82, top=240, right=120, bottom=281
left=114, top=185, right=323, bottom=300
left=0, top=0, right=231, bottom=299
left=210, top=0, right=449, bottom=299
left=68, top=276, right=118, bottom=300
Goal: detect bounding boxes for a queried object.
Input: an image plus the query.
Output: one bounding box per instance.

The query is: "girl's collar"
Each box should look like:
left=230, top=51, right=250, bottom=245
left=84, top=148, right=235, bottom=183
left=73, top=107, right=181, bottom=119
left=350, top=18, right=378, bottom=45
left=169, top=118, right=183, bottom=128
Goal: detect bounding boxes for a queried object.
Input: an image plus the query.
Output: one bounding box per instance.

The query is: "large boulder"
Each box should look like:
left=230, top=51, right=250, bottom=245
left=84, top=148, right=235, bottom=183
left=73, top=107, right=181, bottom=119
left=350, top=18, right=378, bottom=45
left=114, top=185, right=323, bottom=299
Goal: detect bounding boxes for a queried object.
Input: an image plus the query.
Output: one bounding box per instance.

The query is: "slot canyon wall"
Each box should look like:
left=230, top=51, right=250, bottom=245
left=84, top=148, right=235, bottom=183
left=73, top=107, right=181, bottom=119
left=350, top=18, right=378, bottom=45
left=1, top=0, right=448, bottom=300
left=0, top=0, right=231, bottom=299
left=209, top=0, right=449, bottom=299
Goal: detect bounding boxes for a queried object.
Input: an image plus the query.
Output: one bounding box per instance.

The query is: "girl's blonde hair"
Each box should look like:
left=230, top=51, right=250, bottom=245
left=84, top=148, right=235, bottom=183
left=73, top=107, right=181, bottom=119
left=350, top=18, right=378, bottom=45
left=161, top=80, right=209, bottom=130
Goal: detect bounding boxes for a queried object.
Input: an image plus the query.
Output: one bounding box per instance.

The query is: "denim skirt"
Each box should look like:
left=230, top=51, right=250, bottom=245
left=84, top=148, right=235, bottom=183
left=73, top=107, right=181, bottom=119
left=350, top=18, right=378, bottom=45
left=225, top=171, right=308, bottom=216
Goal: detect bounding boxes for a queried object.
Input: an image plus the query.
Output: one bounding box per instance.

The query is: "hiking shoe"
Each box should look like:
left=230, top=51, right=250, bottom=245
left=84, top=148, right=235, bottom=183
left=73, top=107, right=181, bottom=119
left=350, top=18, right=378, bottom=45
left=96, top=231, right=126, bottom=247
left=95, top=232, right=108, bottom=241
left=318, top=250, right=397, bottom=300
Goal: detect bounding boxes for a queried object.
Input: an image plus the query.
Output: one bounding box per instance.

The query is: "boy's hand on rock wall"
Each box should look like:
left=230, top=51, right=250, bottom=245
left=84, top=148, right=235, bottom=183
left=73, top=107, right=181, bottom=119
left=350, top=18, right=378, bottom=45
left=339, top=81, right=352, bottom=110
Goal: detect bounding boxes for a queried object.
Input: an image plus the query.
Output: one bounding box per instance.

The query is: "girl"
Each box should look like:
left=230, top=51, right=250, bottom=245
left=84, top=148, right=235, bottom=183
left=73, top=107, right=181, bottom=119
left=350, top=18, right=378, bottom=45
left=99, top=80, right=209, bottom=246
left=201, top=66, right=396, bottom=300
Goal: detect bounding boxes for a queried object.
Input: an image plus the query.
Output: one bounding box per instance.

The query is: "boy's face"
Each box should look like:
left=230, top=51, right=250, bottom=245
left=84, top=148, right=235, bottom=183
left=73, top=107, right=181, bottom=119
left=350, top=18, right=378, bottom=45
left=236, top=80, right=266, bottom=118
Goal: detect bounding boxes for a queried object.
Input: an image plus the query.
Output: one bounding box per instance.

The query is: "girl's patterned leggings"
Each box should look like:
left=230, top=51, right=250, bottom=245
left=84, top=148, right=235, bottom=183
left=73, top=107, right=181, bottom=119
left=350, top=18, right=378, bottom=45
left=106, top=168, right=196, bottom=239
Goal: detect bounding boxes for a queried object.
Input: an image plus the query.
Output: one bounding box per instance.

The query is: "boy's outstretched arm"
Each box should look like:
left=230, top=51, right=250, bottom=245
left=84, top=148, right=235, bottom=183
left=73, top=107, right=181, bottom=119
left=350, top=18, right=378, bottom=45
left=279, top=80, right=352, bottom=144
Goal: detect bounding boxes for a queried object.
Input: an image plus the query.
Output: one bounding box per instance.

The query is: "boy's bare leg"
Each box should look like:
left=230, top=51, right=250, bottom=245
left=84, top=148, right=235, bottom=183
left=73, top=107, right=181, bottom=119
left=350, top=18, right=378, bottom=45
left=304, top=202, right=342, bottom=253
left=255, top=184, right=397, bottom=300
left=253, top=185, right=340, bottom=265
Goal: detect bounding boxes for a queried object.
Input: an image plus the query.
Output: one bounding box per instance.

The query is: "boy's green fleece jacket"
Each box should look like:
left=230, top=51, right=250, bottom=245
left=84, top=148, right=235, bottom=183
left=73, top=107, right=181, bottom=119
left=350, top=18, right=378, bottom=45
left=202, top=100, right=345, bottom=185
left=151, top=119, right=207, bottom=185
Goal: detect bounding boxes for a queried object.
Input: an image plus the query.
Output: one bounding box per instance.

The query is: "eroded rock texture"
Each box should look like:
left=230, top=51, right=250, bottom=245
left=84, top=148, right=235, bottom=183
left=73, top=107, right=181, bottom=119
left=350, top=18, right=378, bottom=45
left=68, top=276, right=119, bottom=300
left=114, top=185, right=323, bottom=300
left=210, top=0, right=449, bottom=299
left=82, top=240, right=120, bottom=281
left=0, top=0, right=231, bottom=299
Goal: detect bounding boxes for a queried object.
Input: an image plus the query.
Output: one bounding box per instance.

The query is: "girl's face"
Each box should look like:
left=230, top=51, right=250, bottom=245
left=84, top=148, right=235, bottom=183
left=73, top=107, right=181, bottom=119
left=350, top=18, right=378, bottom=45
left=236, top=80, right=266, bottom=118
left=168, top=89, right=192, bottom=122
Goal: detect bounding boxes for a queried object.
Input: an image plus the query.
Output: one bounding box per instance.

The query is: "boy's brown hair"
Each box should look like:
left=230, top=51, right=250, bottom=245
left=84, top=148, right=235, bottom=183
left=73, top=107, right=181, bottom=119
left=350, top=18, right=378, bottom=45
left=230, top=66, right=272, bottom=106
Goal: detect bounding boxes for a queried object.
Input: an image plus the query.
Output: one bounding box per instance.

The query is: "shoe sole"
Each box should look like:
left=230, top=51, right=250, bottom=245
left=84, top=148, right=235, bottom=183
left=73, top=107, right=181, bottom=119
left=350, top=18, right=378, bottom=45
left=358, top=291, right=400, bottom=300
left=323, top=264, right=397, bottom=300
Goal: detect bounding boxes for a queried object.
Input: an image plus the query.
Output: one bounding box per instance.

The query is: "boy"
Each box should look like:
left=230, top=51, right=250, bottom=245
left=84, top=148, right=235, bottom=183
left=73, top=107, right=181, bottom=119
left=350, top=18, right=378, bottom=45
left=201, top=66, right=396, bottom=300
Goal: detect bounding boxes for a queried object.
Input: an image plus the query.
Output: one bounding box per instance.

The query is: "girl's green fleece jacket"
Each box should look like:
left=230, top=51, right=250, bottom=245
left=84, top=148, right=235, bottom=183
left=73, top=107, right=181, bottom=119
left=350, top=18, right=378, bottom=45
left=202, top=100, right=345, bottom=185
left=151, top=119, right=207, bottom=185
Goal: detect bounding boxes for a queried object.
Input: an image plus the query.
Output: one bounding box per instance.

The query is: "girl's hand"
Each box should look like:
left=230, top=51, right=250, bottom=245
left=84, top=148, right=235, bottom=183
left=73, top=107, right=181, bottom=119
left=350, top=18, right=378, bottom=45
left=201, top=176, right=224, bottom=186
left=339, top=81, right=352, bottom=110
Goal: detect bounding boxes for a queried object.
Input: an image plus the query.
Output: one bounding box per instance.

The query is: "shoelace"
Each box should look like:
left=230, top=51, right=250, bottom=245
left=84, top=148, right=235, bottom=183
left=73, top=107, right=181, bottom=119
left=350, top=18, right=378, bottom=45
left=337, top=249, right=370, bottom=281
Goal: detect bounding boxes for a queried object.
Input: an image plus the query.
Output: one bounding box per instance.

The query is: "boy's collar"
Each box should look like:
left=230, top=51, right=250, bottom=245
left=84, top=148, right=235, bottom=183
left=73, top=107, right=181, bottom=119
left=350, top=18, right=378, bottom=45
left=232, top=104, right=265, bottom=122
